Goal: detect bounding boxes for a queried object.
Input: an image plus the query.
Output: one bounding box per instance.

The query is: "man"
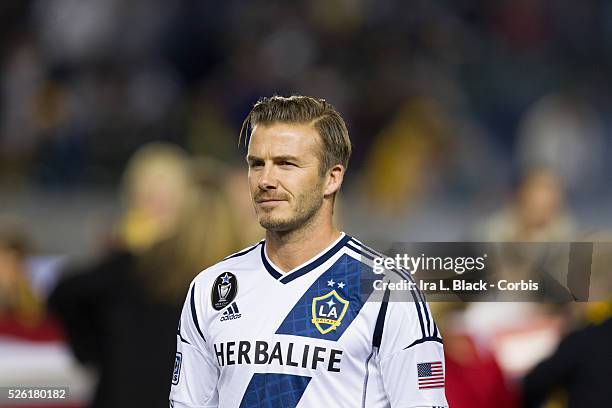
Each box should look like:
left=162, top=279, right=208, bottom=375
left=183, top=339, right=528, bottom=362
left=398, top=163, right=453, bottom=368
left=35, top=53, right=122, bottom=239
left=170, top=96, right=447, bottom=407
left=523, top=313, right=612, bottom=407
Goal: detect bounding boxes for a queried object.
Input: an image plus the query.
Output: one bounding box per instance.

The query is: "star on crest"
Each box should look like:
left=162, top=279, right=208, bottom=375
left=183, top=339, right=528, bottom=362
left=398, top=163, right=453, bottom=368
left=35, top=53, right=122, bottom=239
left=327, top=279, right=335, bottom=287
left=337, top=281, right=346, bottom=289
left=326, top=299, right=336, bottom=308
left=221, top=273, right=232, bottom=284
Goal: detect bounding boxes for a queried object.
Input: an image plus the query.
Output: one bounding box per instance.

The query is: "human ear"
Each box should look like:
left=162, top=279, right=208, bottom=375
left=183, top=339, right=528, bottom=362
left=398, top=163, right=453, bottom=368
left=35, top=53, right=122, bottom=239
left=324, top=164, right=345, bottom=196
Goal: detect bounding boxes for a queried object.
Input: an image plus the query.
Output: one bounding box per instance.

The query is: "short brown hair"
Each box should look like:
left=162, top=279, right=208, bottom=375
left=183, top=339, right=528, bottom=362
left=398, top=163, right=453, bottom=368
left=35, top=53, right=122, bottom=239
left=240, top=95, right=352, bottom=174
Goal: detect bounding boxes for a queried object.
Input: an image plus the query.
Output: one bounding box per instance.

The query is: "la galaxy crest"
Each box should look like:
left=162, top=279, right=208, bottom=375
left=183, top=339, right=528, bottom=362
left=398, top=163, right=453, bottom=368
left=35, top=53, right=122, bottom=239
left=211, top=272, right=238, bottom=311
left=311, top=290, right=349, bottom=334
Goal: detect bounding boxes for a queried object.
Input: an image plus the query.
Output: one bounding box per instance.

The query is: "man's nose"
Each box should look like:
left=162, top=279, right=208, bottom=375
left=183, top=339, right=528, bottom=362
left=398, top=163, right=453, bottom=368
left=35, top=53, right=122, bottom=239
left=258, top=163, right=278, bottom=190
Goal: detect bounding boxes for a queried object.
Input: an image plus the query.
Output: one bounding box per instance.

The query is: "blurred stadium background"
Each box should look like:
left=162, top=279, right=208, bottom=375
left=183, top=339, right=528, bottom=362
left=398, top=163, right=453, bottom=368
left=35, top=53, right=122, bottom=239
left=0, top=1, right=611, bottom=407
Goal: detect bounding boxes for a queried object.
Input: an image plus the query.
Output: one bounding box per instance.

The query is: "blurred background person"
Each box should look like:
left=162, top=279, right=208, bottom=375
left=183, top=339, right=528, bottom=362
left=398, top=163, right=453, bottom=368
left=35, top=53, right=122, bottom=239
left=432, top=302, right=518, bottom=408
left=520, top=234, right=612, bottom=407
left=476, top=167, right=578, bottom=301
left=478, top=167, right=575, bottom=242
left=0, top=217, right=44, bottom=326
left=522, top=301, right=612, bottom=407
left=48, top=143, right=241, bottom=408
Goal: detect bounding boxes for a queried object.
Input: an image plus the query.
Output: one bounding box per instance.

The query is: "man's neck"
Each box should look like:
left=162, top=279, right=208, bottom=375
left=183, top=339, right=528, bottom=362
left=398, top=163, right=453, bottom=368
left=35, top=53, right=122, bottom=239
left=265, top=217, right=341, bottom=273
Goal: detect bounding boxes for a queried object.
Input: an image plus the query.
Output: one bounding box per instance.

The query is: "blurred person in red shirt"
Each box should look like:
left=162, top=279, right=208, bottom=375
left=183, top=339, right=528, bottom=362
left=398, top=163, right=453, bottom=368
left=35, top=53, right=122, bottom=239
left=433, top=303, right=518, bottom=408
left=48, top=143, right=240, bottom=408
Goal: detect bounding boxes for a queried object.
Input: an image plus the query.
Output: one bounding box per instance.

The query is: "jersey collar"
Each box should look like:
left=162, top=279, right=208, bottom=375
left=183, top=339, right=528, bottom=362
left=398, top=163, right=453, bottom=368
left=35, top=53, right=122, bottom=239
left=261, top=233, right=351, bottom=284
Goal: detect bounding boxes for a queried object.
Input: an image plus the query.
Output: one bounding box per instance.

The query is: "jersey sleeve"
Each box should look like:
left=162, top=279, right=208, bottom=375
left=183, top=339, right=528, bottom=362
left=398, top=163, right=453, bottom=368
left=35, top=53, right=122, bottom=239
left=376, top=273, right=448, bottom=408
left=170, top=281, right=219, bottom=408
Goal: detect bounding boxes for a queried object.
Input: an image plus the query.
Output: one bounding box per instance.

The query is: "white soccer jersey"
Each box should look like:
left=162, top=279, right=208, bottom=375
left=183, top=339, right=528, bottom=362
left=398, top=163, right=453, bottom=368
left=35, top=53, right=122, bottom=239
left=170, top=233, right=448, bottom=408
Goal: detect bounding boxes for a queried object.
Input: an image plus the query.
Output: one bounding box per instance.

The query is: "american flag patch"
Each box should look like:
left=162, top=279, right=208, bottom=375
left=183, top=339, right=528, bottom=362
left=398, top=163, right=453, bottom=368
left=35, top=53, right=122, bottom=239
left=417, top=361, right=444, bottom=389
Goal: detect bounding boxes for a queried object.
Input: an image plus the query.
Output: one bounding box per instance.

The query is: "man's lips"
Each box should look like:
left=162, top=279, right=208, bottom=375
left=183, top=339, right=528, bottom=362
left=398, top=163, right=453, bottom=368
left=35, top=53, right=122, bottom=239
left=255, top=197, right=287, bottom=203
left=256, top=199, right=286, bottom=203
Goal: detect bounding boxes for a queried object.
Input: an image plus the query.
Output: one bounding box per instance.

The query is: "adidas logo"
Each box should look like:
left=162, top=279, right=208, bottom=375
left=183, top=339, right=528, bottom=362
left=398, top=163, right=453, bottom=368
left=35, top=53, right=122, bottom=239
left=220, top=302, right=242, bottom=321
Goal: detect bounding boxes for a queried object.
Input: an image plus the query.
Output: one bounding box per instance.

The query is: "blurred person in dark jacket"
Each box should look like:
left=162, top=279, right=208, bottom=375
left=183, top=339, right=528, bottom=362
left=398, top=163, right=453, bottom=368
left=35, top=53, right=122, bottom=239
left=48, top=143, right=240, bottom=408
left=522, top=302, right=612, bottom=407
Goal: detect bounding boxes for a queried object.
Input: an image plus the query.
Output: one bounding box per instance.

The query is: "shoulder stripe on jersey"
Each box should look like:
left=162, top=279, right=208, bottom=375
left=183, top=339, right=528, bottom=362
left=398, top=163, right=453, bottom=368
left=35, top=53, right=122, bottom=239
left=419, top=291, right=432, bottom=337
left=350, top=238, right=443, bottom=341
left=347, top=239, right=386, bottom=261
left=403, top=336, right=444, bottom=350
left=346, top=239, right=438, bottom=337
left=347, top=241, right=443, bottom=345
left=223, top=241, right=263, bottom=260
left=348, top=238, right=417, bottom=284
left=189, top=284, right=206, bottom=342
left=373, top=288, right=390, bottom=348
left=176, top=320, right=191, bottom=345
left=345, top=241, right=418, bottom=292
left=345, top=242, right=380, bottom=265
left=348, top=238, right=391, bottom=264
left=346, top=242, right=395, bottom=281
left=345, top=241, right=367, bottom=256
left=409, top=287, right=427, bottom=338
left=348, top=237, right=382, bottom=255
left=391, top=266, right=439, bottom=338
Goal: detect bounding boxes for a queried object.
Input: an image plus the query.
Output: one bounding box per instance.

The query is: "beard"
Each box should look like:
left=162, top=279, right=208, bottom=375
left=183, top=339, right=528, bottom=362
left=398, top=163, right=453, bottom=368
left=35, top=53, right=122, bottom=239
left=255, top=182, right=325, bottom=232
